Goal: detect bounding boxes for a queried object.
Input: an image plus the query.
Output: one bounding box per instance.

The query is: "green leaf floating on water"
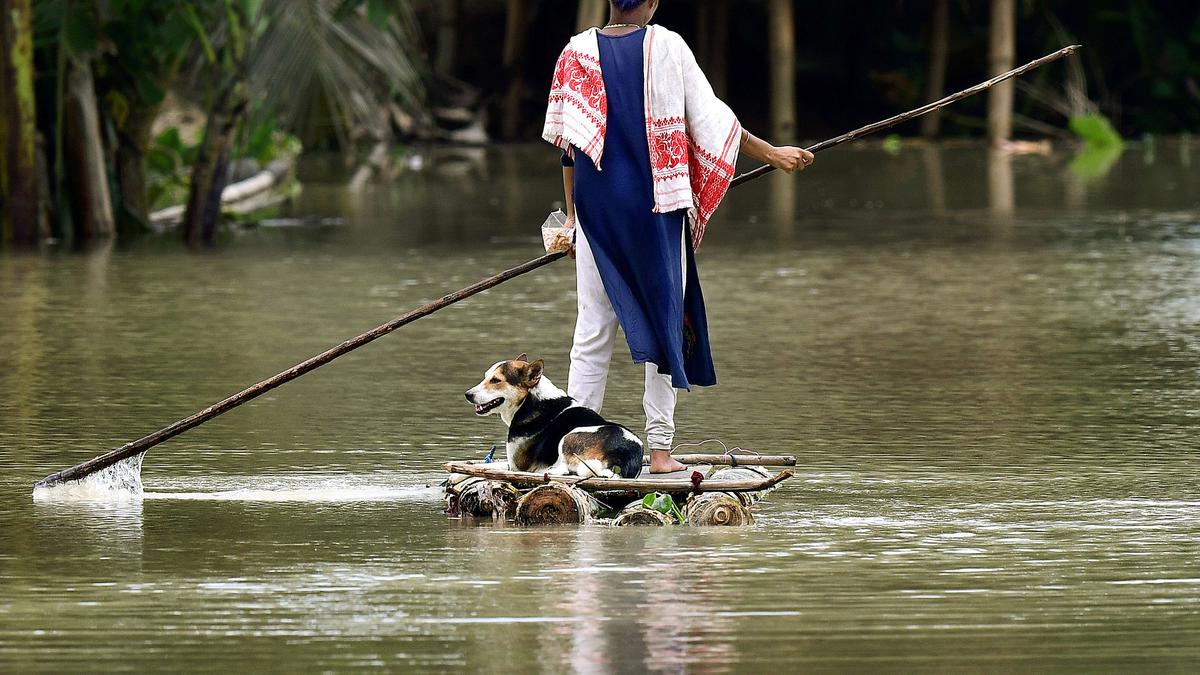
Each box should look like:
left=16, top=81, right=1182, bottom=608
left=643, top=492, right=684, bottom=524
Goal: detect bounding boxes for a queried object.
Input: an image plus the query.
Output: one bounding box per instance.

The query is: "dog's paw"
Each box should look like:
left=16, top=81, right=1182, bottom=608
left=570, top=460, right=614, bottom=478
left=543, top=463, right=572, bottom=476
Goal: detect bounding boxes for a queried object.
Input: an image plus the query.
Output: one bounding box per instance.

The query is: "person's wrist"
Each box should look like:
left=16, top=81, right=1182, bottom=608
left=765, top=145, right=781, bottom=167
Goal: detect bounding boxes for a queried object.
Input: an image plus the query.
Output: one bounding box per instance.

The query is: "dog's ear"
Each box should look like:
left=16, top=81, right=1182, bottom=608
left=525, top=359, right=544, bottom=387
left=514, top=353, right=528, bottom=363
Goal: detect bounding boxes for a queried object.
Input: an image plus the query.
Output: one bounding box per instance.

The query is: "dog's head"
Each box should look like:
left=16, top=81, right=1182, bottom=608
left=465, top=354, right=544, bottom=420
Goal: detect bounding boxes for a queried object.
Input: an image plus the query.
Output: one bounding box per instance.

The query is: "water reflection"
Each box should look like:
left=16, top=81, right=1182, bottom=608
left=28, top=499, right=145, bottom=566
left=769, top=168, right=796, bottom=237
left=922, top=143, right=946, bottom=214
left=987, top=146, right=1015, bottom=216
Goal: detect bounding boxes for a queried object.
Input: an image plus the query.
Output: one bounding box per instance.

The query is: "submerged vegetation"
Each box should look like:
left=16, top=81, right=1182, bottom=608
left=2, top=0, right=428, bottom=246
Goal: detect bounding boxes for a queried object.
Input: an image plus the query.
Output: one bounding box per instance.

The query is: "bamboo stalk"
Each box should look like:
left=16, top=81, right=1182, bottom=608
left=730, top=45, right=1081, bottom=188
left=642, top=454, right=795, bottom=467
left=441, top=461, right=793, bottom=494
left=32, top=45, right=1078, bottom=490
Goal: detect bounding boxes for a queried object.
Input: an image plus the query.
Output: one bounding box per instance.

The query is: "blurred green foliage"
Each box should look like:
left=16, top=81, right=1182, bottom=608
left=146, top=115, right=301, bottom=210
left=1069, top=114, right=1122, bottom=150
left=1068, top=113, right=1124, bottom=182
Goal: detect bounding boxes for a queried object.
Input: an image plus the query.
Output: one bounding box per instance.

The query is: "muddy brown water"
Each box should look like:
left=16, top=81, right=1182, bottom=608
left=2, top=144, right=1199, bottom=672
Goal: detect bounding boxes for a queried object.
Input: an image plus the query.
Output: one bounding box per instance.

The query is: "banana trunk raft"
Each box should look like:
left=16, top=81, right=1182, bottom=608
left=442, top=454, right=795, bottom=526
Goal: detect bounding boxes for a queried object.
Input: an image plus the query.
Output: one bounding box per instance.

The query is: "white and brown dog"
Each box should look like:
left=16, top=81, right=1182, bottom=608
left=465, top=355, right=643, bottom=478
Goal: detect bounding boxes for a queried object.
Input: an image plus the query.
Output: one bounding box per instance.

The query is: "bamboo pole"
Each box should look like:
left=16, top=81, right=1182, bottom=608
left=730, top=45, right=1080, bottom=189
left=33, top=45, right=1078, bottom=490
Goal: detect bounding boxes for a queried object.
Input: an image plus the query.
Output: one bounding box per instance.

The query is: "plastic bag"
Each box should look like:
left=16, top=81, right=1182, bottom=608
left=541, top=209, right=575, bottom=253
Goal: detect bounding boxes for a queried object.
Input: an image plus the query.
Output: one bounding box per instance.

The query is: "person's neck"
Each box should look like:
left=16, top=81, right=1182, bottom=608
left=604, top=11, right=649, bottom=32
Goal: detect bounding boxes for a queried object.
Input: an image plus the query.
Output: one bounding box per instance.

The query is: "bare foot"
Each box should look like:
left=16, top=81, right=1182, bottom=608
left=648, top=449, right=687, bottom=474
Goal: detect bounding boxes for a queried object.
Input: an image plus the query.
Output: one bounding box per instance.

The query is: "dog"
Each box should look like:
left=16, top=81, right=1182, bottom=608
left=465, top=355, right=643, bottom=478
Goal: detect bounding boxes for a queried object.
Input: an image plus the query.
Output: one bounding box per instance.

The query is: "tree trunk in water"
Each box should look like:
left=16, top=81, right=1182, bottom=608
left=768, top=0, right=797, bottom=144
left=64, top=59, right=115, bottom=239
left=1, top=0, right=39, bottom=244
left=182, top=83, right=244, bottom=246
left=435, top=0, right=460, bottom=77
left=697, top=0, right=712, bottom=71
left=501, top=0, right=531, bottom=140
left=695, top=0, right=730, bottom=99
left=987, top=0, right=1015, bottom=145
left=114, top=101, right=165, bottom=232
left=576, top=0, right=607, bottom=32
left=920, top=0, right=950, bottom=139
left=709, top=0, right=730, bottom=100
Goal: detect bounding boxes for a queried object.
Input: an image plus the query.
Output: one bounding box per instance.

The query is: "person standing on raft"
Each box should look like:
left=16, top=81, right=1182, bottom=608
left=542, top=0, right=814, bottom=473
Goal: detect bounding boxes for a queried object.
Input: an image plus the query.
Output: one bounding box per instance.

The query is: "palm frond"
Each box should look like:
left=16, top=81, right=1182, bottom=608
left=249, top=0, right=428, bottom=148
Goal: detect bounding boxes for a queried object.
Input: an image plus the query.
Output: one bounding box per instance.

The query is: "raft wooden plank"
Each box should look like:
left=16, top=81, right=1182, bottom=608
left=634, top=465, right=713, bottom=480
left=641, top=454, right=796, bottom=467
left=441, top=461, right=794, bottom=494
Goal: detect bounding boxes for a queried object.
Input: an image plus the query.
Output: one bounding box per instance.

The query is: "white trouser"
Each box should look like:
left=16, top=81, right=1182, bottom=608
left=568, top=224, right=684, bottom=449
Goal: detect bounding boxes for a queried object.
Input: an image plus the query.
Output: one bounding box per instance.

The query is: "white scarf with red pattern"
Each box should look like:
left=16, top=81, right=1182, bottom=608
left=542, top=25, right=741, bottom=248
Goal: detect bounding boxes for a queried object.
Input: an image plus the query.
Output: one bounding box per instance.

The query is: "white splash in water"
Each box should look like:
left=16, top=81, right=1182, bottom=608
left=32, top=454, right=145, bottom=502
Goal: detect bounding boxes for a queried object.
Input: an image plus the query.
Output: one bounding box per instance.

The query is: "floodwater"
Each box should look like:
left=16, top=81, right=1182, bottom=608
left=2, top=143, right=1199, bottom=672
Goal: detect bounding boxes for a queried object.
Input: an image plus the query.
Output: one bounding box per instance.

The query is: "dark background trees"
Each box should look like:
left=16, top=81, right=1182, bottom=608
left=2, top=0, right=1198, bottom=247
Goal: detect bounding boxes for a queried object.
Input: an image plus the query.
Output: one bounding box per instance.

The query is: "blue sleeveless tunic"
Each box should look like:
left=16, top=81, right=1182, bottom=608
left=567, top=29, right=716, bottom=389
